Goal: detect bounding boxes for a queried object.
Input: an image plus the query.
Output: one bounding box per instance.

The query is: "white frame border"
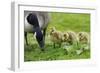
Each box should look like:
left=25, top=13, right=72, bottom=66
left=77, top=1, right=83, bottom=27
left=11, top=1, right=97, bottom=71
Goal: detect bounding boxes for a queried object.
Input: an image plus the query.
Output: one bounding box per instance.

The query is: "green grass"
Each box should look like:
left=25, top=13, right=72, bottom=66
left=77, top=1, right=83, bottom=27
left=47, top=13, right=90, bottom=32
left=24, top=12, right=90, bottom=62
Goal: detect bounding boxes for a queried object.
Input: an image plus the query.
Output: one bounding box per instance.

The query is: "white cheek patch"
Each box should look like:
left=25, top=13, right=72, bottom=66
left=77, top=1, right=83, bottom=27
left=34, top=32, right=36, bottom=37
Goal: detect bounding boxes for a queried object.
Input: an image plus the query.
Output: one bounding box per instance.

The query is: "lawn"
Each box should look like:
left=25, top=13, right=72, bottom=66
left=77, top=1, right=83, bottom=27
left=24, top=12, right=90, bottom=61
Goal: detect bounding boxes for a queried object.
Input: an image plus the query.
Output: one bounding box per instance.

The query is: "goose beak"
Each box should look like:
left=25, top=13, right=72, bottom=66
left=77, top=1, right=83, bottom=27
left=34, top=27, right=44, bottom=49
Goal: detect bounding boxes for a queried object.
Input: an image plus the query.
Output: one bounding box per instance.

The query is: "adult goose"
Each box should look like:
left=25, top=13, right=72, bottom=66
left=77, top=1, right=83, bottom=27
left=24, top=11, right=50, bottom=50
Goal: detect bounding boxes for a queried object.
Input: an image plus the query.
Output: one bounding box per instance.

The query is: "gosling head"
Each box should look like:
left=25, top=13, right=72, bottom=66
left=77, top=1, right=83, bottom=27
left=50, top=27, right=56, bottom=35
left=63, top=33, right=69, bottom=41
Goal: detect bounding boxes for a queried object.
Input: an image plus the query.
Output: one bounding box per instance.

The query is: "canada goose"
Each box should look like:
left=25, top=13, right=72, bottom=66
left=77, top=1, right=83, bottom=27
left=24, top=11, right=50, bottom=50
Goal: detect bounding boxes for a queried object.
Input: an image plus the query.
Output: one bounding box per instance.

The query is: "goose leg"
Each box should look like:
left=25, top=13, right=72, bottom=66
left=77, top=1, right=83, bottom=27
left=53, top=43, right=55, bottom=48
left=43, top=28, right=47, bottom=45
left=24, top=32, right=28, bottom=45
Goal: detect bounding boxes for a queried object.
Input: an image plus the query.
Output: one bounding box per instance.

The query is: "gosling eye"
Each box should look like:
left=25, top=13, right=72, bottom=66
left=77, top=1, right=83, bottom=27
left=79, top=33, right=82, bottom=36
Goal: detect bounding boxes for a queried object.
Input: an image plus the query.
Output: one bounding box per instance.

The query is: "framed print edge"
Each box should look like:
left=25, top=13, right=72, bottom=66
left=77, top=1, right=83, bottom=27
left=11, top=1, right=97, bottom=71
left=11, top=2, right=19, bottom=71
